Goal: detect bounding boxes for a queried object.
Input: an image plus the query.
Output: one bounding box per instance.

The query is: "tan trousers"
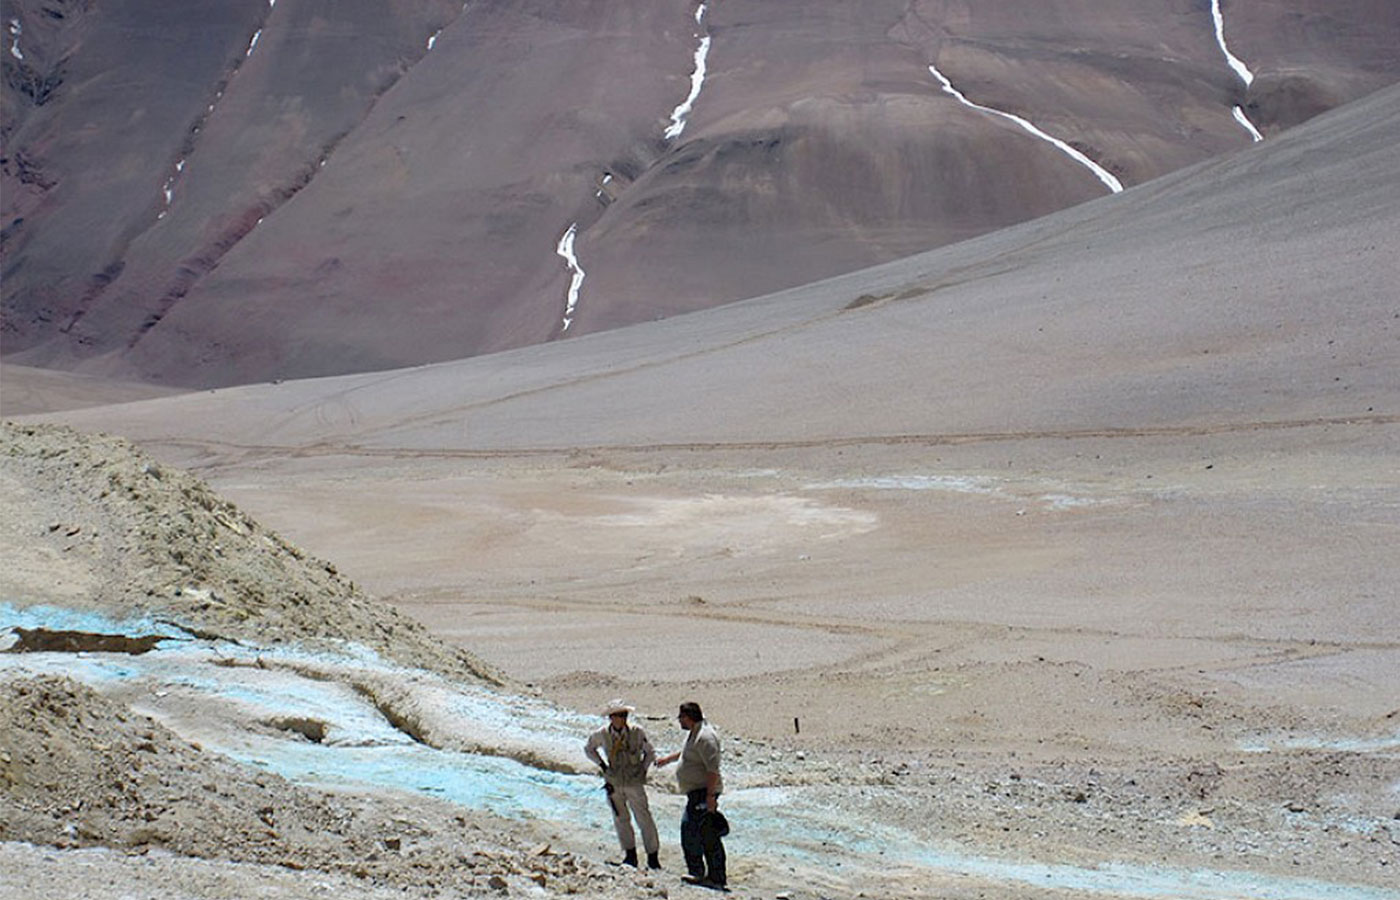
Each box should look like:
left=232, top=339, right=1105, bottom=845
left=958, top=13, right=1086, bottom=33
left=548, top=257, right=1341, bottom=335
left=608, top=782, right=659, bottom=853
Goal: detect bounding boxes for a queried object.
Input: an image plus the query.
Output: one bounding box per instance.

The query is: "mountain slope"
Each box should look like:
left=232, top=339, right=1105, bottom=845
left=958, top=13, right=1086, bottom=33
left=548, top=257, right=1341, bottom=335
left=35, top=80, right=1399, bottom=453
left=3, top=0, right=1397, bottom=387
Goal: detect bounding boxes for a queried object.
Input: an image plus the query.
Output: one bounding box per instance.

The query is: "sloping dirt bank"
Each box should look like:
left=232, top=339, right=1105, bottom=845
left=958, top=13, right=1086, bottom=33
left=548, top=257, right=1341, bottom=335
left=0, top=422, right=496, bottom=683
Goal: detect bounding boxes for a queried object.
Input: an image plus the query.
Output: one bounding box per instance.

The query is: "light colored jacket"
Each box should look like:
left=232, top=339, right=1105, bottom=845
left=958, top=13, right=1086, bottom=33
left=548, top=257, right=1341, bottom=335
left=584, top=723, right=656, bottom=786
left=676, top=720, right=723, bottom=795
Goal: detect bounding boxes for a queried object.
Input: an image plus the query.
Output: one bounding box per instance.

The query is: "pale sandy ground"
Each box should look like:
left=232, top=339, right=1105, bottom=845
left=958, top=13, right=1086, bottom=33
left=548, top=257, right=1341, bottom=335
left=13, top=407, right=1396, bottom=899
left=4, top=418, right=1397, bottom=900
left=201, top=429, right=1399, bottom=763
left=6, top=86, right=1400, bottom=898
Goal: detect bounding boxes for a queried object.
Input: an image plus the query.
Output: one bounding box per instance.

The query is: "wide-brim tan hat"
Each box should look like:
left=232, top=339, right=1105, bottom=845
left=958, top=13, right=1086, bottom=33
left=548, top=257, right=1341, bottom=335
left=603, top=699, right=635, bottom=716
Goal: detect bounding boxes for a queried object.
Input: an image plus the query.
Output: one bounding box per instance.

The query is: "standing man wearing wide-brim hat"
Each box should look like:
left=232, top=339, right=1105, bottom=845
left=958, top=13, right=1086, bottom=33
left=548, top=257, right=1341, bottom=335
left=584, top=699, right=661, bottom=869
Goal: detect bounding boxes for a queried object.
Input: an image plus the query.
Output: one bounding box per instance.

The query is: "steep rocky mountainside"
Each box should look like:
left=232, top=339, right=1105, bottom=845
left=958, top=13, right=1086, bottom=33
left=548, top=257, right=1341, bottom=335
left=3, top=0, right=1398, bottom=387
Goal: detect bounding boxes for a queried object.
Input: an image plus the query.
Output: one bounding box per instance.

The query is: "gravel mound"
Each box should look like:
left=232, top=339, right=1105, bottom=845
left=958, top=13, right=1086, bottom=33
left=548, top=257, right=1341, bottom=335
left=1, top=422, right=497, bottom=683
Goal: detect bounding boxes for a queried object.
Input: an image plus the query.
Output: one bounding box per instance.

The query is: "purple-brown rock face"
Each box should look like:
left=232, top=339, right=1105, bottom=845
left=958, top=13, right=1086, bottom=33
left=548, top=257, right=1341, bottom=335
left=3, top=0, right=1397, bottom=387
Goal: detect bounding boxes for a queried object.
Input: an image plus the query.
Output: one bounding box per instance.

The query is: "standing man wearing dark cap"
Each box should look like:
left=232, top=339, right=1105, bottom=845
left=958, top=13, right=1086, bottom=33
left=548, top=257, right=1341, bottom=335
left=657, top=700, right=727, bottom=889
left=584, top=699, right=661, bottom=869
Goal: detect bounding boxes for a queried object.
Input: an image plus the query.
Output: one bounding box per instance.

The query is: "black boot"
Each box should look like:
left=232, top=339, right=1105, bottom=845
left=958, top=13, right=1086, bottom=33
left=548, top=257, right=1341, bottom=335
left=622, top=848, right=639, bottom=867
left=647, top=851, right=661, bottom=870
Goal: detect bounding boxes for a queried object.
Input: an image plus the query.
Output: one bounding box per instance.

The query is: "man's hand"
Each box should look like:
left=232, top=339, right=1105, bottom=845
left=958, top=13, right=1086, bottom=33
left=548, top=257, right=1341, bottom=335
left=656, top=752, right=679, bottom=767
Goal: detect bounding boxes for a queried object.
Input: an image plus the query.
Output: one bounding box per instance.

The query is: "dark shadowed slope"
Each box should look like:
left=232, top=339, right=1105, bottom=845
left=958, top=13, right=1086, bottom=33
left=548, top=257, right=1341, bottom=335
left=33, top=82, right=1400, bottom=455
left=3, top=1, right=1398, bottom=388
left=1, top=0, right=467, bottom=358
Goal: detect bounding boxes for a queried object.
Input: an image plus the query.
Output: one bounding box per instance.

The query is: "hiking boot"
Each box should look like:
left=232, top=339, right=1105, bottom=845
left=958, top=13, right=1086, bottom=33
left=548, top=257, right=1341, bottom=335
left=622, top=848, right=639, bottom=867
left=647, top=851, right=661, bottom=870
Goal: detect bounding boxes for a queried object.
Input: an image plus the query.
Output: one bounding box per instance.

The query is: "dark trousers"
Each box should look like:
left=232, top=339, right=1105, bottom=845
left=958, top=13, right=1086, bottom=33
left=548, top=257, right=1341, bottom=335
left=681, top=789, right=726, bottom=885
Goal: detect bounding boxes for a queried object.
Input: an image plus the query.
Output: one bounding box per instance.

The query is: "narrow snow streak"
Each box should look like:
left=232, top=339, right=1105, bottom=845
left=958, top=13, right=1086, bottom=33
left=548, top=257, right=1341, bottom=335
left=156, top=157, right=189, bottom=217
left=555, top=223, right=586, bottom=332
left=1211, top=0, right=1254, bottom=87
left=928, top=64, right=1123, bottom=194
left=246, top=28, right=261, bottom=57
left=1233, top=106, right=1263, bottom=142
left=665, top=3, right=711, bottom=140
left=8, top=18, right=21, bottom=60
left=427, top=29, right=441, bottom=51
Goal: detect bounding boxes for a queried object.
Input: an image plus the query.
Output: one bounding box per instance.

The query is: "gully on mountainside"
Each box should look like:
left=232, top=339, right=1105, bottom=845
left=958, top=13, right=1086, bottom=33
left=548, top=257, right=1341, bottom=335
left=927, top=62, right=1124, bottom=194
left=153, top=0, right=279, bottom=225
left=78, top=0, right=477, bottom=350
left=1212, top=0, right=1263, bottom=142
left=665, top=1, right=711, bottom=141
left=553, top=1, right=713, bottom=335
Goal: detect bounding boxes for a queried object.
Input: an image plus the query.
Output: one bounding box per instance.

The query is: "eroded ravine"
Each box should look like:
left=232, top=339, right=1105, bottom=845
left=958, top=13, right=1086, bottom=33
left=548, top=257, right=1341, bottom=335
left=926, top=62, right=1123, bottom=194
left=1211, top=0, right=1263, bottom=142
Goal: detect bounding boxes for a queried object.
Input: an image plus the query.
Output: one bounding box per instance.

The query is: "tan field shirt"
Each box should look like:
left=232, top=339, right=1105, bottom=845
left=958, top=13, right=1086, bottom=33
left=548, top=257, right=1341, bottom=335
left=584, top=723, right=655, bottom=786
left=676, top=720, right=723, bottom=795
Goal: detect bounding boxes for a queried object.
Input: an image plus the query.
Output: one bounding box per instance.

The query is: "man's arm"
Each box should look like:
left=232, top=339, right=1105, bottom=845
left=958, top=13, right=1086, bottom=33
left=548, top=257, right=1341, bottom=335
left=583, top=730, right=608, bottom=772
left=699, top=729, right=721, bottom=809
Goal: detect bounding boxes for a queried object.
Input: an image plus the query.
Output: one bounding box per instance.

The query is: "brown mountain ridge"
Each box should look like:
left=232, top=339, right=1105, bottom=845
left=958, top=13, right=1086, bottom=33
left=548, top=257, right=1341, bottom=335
left=3, top=0, right=1398, bottom=387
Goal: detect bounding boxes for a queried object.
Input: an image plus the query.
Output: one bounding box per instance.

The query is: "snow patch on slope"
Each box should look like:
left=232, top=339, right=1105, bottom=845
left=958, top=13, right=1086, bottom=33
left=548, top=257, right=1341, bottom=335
left=928, top=64, right=1123, bottom=194
left=556, top=223, right=586, bottom=332
left=1211, top=0, right=1255, bottom=87
left=1233, top=106, right=1263, bottom=142
left=156, top=159, right=188, bottom=220
left=665, top=3, right=711, bottom=140
left=1212, top=1, right=1264, bottom=141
